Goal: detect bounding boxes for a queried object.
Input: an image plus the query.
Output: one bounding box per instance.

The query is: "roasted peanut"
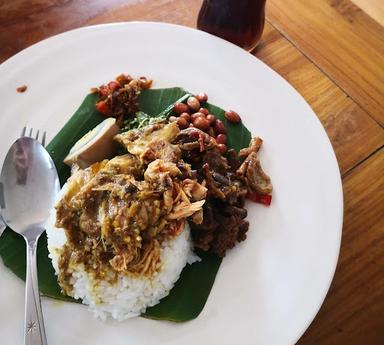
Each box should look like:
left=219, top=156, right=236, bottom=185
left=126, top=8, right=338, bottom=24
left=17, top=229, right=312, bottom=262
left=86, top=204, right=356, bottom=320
left=193, top=117, right=210, bottom=130
left=187, top=96, right=200, bottom=111
left=217, top=144, right=227, bottom=155
left=169, top=116, right=178, bottom=123
left=177, top=117, right=189, bottom=129
left=191, top=112, right=205, bottom=122
left=206, top=114, right=216, bottom=124
left=196, top=92, right=208, bottom=103
left=174, top=102, right=189, bottom=114
left=216, top=134, right=227, bottom=144
left=214, top=119, right=227, bottom=134
left=224, top=110, right=241, bottom=123
left=179, top=112, right=191, bottom=122
left=199, top=107, right=209, bottom=115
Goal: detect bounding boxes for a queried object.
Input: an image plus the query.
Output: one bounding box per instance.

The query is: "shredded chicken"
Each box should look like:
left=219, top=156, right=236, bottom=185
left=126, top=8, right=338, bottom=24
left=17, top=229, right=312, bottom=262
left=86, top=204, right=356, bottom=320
left=144, top=159, right=181, bottom=183
left=238, top=137, right=263, bottom=158
left=142, top=138, right=181, bottom=163
left=56, top=124, right=206, bottom=294
left=115, top=122, right=180, bottom=162
left=182, top=179, right=208, bottom=201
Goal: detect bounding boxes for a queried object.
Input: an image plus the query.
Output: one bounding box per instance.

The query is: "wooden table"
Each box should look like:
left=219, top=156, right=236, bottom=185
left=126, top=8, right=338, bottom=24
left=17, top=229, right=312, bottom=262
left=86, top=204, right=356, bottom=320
left=2, top=0, right=383, bottom=344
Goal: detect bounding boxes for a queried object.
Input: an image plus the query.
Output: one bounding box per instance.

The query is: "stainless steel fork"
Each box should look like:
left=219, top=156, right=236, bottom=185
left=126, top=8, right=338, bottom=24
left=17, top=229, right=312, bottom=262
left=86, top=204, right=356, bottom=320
left=0, top=128, right=47, bottom=237
left=0, top=214, right=6, bottom=236
left=21, top=127, right=47, bottom=147
left=21, top=127, right=48, bottom=345
left=0, top=127, right=46, bottom=235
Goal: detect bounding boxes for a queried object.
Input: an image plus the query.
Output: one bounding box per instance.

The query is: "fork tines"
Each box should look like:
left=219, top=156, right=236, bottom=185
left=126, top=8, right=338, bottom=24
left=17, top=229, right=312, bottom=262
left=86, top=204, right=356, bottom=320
left=21, top=127, right=47, bottom=147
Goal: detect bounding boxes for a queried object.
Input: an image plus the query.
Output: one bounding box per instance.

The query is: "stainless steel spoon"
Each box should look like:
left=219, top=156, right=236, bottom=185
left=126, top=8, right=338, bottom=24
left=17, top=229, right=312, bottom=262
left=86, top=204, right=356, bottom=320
left=0, top=134, right=60, bottom=345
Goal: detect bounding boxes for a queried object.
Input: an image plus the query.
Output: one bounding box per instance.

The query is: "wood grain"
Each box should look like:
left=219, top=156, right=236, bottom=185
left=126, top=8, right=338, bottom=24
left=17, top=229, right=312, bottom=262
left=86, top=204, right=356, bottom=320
left=0, top=0, right=133, bottom=63
left=256, top=23, right=384, bottom=174
left=87, top=0, right=200, bottom=27
left=267, top=0, right=384, bottom=126
left=350, top=0, right=384, bottom=25
left=297, top=148, right=384, bottom=345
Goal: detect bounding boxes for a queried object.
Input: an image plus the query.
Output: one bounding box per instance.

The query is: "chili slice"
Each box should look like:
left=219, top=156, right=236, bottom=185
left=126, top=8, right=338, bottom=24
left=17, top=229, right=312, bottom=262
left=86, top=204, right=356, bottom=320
left=247, top=192, right=272, bottom=206
left=95, top=100, right=110, bottom=115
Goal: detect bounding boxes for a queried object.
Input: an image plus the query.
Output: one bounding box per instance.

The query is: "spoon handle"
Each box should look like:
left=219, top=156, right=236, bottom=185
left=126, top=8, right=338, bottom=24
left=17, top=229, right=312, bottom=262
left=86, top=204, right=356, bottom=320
left=24, top=238, right=47, bottom=345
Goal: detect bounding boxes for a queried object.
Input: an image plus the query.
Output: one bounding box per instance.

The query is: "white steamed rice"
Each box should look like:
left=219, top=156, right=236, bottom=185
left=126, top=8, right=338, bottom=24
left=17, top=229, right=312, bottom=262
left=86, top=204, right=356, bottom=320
left=46, top=187, right=199, bottom=321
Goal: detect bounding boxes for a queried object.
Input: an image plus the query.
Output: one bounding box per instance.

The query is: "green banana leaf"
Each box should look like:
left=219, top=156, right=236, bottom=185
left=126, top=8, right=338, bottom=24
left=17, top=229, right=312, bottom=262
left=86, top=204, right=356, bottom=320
left=0, top=87, right=251, bottom=321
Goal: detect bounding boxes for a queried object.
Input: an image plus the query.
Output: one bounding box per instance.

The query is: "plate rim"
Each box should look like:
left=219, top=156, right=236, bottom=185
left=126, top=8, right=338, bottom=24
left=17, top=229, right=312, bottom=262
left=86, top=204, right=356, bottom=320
left=0, top=21, right=344, bottom=345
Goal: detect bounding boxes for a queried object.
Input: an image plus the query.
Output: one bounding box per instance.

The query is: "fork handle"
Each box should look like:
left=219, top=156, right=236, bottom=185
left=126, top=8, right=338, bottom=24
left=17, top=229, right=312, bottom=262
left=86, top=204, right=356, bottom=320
left=0, top=222, right=6, bottom=236
left=0, top=215, right=6, bottom=236
left=24, top=238, right=47, bottom=345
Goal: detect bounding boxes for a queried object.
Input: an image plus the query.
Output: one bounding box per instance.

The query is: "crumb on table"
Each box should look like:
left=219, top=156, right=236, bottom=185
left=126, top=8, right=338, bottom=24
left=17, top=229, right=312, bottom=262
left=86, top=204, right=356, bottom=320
left=17, top=85, right=27, bottom=93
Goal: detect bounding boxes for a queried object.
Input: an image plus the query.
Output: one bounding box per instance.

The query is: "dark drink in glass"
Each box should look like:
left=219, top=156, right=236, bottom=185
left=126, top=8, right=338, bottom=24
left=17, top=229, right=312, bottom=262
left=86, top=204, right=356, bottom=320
left=197, top=0, right=266, bottom=51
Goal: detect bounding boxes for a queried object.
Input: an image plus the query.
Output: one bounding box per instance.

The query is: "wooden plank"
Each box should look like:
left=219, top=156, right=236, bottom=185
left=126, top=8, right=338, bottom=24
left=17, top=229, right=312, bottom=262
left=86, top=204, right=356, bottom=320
left=87, top=0, right=200, bottom=27
left=256, top=23, right=384, bottom=174
left=267, top=0, right=384, bottom=126
left=350, top=0, right=384, bottom=26
left=297, top=148, right=384, bottom=345
left=0, top=0, right=132, bottom=63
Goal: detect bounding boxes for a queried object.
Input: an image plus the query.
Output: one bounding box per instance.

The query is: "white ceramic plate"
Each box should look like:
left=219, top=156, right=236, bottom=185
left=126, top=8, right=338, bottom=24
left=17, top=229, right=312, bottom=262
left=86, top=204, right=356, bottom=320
left=0, top=22, right=342, bottom=345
